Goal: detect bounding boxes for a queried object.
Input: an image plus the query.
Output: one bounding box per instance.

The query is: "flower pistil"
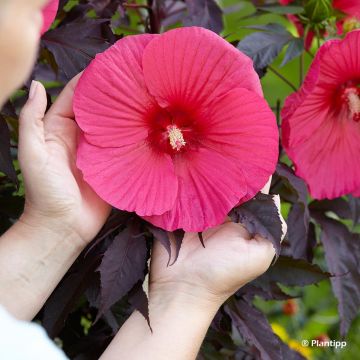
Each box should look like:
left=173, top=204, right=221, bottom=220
left=344, top=87, right=360, bottom=122
left=167, top=125, right=186, bottom=151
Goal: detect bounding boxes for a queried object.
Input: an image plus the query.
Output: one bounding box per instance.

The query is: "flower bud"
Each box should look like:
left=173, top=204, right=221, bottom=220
left=304, top=0, right=332, bottom=24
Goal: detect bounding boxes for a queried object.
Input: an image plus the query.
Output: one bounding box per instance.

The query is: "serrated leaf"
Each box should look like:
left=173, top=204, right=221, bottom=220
left=225, top=297, right=305, bottom=360
left=256, top=256, right=329, bottom=289
left=184, top=0, right=223, bottom=34
left=128, top=281, right=151, bottom=331
left=276, top=163, right=308, bottom=205
left=230, top=193, right=282, bottom=259
left=98, top=228, right=147, bottom=318
left=315, top=216, right=360, bottom=336
left=238, top=282, right=293, bottom=301
left=281, top=37, right=304, bottom=66
left=170, top=229, right=185, bottom=265
left=310, top=198, right=352, bottom=219
left=286, top=203, right=315, bottom=261
left=237, top=23, right=293, bottom=71
left=42, top=19, right=110, bottom=79
left=148, top=225, right=172, bottom=265
left=0, top=116, right=17, bottom=184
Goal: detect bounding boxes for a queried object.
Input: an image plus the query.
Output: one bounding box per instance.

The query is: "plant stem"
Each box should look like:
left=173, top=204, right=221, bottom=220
left=268, top=66, right=297, bottom=92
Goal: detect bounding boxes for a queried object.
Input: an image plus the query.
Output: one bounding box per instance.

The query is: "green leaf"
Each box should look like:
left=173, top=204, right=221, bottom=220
left=258, top=5, right=304, bottom=15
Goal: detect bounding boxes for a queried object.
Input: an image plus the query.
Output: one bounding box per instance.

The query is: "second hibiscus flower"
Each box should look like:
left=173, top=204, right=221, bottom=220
left=282, top=30, right=360, bottom=200
left=74, top=27, right=279, bottom=232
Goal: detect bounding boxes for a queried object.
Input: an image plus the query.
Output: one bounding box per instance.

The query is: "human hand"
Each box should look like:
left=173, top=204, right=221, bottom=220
left=149, top=186, right=286, bottom=311
left=18, top=78, right=111, bottom=248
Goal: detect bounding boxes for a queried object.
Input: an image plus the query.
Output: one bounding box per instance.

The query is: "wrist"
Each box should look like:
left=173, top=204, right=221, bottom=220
left=19, top=209, right=86, bottom=252
left=149, top=280, right=225, bottom=316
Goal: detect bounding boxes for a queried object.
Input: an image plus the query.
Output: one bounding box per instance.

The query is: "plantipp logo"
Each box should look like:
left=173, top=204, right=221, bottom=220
left=301, top=339, right=347, bottom=349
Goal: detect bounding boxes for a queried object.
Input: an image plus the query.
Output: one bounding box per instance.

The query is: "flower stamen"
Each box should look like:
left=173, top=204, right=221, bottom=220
left=167, top=125, right=186, bottom=151
left=345, top=87, right=360, bottom=122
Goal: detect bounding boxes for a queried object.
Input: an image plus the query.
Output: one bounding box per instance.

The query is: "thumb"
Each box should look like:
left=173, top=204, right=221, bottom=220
left=18, top=81, right=47, bottom=164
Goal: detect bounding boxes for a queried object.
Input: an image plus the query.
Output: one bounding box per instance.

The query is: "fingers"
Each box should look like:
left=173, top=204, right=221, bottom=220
left=18, top=81, right=47, bottom=163
left=45, top=73, right=82, bottom=121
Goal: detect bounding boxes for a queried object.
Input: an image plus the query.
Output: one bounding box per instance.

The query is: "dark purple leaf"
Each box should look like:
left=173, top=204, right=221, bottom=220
left=238, top=282, right=293, bottom=301
left=42, top=19, right=110, bottom=79
left=281, top=37, right=304, bottom=66
left=97, top=228, right=147, bottom=318
left=286, top=203, right=315, bottom=261
left=348, top=195, right=360, bottom=227
left=128, top=282, right=152, bottom=331
left=42, top=250, right=101, bottom=337
left=170, top=229, right=185, bottom=265
left=225, top=298, right=305, bottom=360
left=198, top=232, right=205, bottom=248
left=256, top=256, right=329, bottom=289
left=316, top=216, right=360, bottom=336
left=230, top=193, right=282, bottom=259
left=237, top=24, right=293, bottom=72
left=310, top=198, right=351, bottom=219
left=148, top=225, right=172, bottom=265
left=184, top=0, right=223, bottom=33
left=0, top=116, right=17, bottom=184
left=275, top=163, right=308, bottom=205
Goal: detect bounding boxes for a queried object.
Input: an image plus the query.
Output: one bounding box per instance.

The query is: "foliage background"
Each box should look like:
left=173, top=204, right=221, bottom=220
left=0, top=0, right=360, bottom=359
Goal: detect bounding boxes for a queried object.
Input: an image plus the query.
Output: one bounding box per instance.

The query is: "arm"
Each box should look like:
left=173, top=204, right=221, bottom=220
left=0, top=79, right=110, bottom=320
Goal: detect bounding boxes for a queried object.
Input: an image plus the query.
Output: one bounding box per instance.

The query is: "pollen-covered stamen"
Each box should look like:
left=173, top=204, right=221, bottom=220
left=167, top=125, right=186, bottom=151
left=345, top=87, right=360, bottom=122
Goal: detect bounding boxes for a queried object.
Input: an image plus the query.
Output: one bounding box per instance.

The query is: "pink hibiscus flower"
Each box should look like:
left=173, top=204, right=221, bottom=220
left=74, top=27, right=279, bottom=232
left=281, top=30, right=360, bottom=200
left=41, top=0, right=59, bottom=35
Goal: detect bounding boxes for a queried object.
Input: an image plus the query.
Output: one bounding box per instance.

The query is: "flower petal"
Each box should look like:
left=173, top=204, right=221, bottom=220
left=77, top=135, right=178, bottom=216
left=333, top=0, right=360, bottom=18
left=41, top=0, right=59, bottom=35
left=145, top=147, right=248, bottom=232
left=318, top=31, right=360, bottom=86
left=74, top=34, right=158, bottom=148
left=142, top=26, right=262, bottom=110
left=286, top=109, right=360, bottom=199
left=202, top=88, right=278, bottom=202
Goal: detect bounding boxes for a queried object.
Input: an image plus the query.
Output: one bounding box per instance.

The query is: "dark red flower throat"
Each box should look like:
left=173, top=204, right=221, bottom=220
left=146, top=105, right=204, bottom=155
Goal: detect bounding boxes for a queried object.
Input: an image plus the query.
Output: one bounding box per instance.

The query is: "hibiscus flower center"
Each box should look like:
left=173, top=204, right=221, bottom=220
left=167, top=125, right=186, bottom=151
left=338, top=84, right=360, bottom=122
left=146, top=105, right=203, bottom=155
left=344, top=87, right=360, bottom=122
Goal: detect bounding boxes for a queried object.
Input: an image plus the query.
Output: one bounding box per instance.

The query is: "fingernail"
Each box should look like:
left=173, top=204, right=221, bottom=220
left=29, top=80, right=38, bottom=100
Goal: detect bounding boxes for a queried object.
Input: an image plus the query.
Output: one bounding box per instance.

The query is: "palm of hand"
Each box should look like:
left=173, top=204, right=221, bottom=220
left=150, top=221, right=275, bottom=303
left=19, top=79, right=110, bottom=244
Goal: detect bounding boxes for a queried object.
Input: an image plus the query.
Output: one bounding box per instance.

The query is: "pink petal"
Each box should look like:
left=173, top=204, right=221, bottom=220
left=145, top=148, right=248, bottom=232
left=333, top=0, right=360, bottom=18
left=77, top=136, right=178, bottom=216
left=289, top=112, right=360, bottom=199
left=74, top=35, right=158, bottom=148
left=142, top=27, right=262, bottom=110
left=317, top=31, right=360, bottom=86
left=41, top=0, right=59, bottom=35
left=203, top=88, right=279, bottom=203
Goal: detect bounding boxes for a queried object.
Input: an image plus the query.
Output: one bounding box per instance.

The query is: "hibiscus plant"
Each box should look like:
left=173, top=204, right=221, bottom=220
left=0, top=0, right=360, bottom=359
